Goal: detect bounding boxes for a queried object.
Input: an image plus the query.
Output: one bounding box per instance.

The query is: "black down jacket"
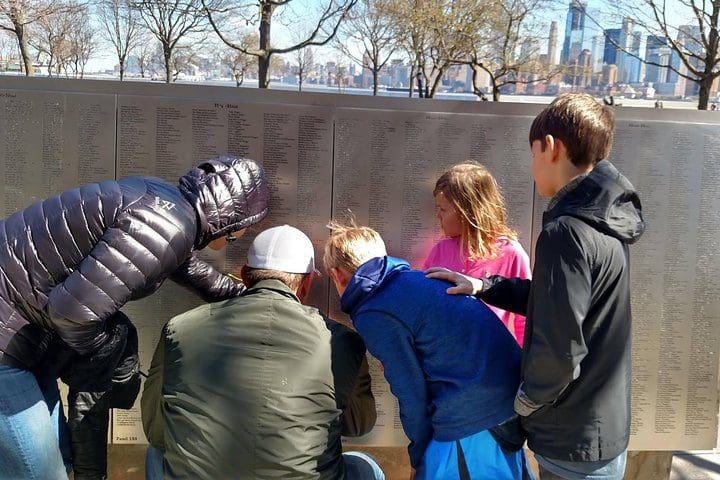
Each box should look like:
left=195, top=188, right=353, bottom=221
left=0, top=156, right=268, bottom=370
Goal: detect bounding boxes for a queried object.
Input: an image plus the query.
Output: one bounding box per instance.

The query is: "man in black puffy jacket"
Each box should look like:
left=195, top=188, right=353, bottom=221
left=0, top=156, right=268, bottom=479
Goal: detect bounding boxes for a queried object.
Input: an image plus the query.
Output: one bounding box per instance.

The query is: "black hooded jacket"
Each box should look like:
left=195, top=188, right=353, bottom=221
left=0, top=156, right=268, bottom=370
left=479, top=160, right=645, bottom=461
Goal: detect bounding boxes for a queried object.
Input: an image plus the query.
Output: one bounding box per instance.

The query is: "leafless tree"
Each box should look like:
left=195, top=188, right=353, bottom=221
left=336, top=0, right=398, bottom=95
left=31, top=7, right=72, bottom=76
left=0, top=29, right=18, bottom=69
left=67, top=5, right=96, bottom=77
left=462, top=0, right=563, bottom=101
left=387, top=0, right=474, bottom=98
left=97, top=0, right=140, bottom=80
left=603, top=0, right=720, bottom=109
left=131, top=0, right=205, bottom=82
left=0, top=0, right=77, bottom=74
left=134, top=32, right=154, bottom=77
left=31, top=3, right=95, bottom=78
left=169, top=43, right=196, bottom=80
left=220, top=36, right=255, bottom=86
left=203, top=0, right=357, bottom=88
left=292, top=45, right=314, bottom=91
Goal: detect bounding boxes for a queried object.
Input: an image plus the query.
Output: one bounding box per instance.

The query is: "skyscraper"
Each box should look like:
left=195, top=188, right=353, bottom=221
left=644, top=36, right=669, bottom=84
left=603, top=29, right=621, bottom=65
left=548, top=21, right=558, bottom=65
left=616, top=17, right=633, bottom=83
left=627, top=31, right=645, bottom=83
left=560, top=0, right=587, bottom=65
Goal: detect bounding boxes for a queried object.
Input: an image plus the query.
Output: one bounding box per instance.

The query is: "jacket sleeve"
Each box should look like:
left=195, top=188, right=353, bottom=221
left=141, top=327, right=166, bottom=451
left=170, top=252, right=245, bottom=302
left=478, top=276, right=532, bottom=316
left=325, top=317, right=377, bottom=437
left=45, top=214, right=183, bottom=355
left=342, top=355, right=377, bottom=437
left=354, top=310, right=430, bottom=469
left=521, top=222, right=592, bottom=407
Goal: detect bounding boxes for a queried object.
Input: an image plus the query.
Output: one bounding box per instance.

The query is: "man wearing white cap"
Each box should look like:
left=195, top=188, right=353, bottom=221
left=141, top=225, right=384, bottom=480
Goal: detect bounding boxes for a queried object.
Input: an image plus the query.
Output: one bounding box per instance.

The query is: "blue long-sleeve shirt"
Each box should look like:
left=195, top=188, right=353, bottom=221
left=341, top=256, right=521, bottom=469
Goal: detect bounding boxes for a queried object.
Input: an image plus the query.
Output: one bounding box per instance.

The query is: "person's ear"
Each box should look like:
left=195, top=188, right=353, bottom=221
left=546, top=135, right=567, bottom=164
left=544, top=135, right=556, bottom=154
left=240, top=265, right=250, bottom=286
left=297, top=272, right=315, bottom=302
left=328, top=267, right=351, bottom=293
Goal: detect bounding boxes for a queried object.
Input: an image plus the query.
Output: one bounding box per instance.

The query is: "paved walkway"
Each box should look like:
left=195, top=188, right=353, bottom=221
left=672, top=451, right=720, bottom=480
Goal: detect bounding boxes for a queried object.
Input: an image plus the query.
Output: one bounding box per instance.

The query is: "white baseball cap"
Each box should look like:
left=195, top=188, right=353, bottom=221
left=247, top=225, right=315, bottom=274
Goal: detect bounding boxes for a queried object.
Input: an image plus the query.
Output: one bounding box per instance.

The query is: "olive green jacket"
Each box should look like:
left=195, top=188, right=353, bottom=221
left=141, top=279, right=375, bottom=479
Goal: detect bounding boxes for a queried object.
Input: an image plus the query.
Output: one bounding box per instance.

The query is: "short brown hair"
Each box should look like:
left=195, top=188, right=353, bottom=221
left=243, top=267, right=306, bottom=291
left=323, top=220, right=387, bottom=274
left=529, top=93, right=615, bottom=168
left=434, top=162, right=517, bottom=260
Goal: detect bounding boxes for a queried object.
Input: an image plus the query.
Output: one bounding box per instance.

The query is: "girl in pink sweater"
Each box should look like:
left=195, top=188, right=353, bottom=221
left=423, top=162, right=531, bottom=346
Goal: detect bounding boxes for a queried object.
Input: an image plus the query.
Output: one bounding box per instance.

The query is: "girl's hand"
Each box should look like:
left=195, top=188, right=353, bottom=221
left=425, top=267, right=483, bottom=295
left=409, top=467, right=416, bottom=480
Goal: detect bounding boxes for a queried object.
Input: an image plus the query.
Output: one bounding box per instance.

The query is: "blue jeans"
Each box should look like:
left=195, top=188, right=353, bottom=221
left=0, top=363, right=71, bottom=479
left=145, top=444, right=164, bottom=480
left=535, top=451, right=627, bottom=480
left=145, top=445, right=385, bottom=480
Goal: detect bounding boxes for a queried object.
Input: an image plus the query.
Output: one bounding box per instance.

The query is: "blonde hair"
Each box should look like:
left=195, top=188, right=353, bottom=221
left=323, top=219, right=387, bottom=273
left=434, top=162, right=516, bottom=260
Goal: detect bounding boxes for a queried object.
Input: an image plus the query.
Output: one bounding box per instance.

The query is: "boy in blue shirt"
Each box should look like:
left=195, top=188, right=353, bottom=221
left=324, top=223, right=532, bottom=480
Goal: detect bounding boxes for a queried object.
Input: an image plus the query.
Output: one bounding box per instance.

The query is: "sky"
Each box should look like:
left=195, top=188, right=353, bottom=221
left=14, top=0, right=702, bottom=74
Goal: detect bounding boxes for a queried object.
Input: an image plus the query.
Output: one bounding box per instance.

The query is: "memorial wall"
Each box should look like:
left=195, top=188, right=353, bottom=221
left=0, top=77, right=718, bottom=451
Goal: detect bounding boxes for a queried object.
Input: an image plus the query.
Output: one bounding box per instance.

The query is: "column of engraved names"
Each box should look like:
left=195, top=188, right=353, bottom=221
left=227, top=108, right=255, bottom=158
left=684, top=132, right=720, bottom=440
left=368, top=118, right=396, bottom=238
left=262, top=112, right=293, bottom=220
left=328, top=116, right=367, bottom=323
left=42, top=100, right=65, bottom=195
left=484, top=119, right=535, bottom=242
left=119, top=104, right=153, bottom=176
left=621, top=124, right=665, bottom=437
left=333, top=117, right=368, bottom=218
left=192, top=106, right=223, bottom=162
left=78, top=103, right=108, bottom=183
left=654, top=131, right=695, bottom=435
left=400, top=119, right=433, bottom=263
left=434, top=117, right=467, bottom=176
left=296, top=115, right=329, bottom=235
left=155, top=106, right=187, bottom=180
left=3, top=97, right=32, bottom=214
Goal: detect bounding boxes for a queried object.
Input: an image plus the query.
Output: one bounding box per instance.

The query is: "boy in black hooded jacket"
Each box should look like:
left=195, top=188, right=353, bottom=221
left=428, top=93, right=645, bottom=480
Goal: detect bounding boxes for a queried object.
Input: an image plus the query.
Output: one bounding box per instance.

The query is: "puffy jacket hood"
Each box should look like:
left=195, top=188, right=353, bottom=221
left=340, top=256, right=410, bottom=316
left=178, top=156, right=269, bottom=249
left=546, top=160, right=645, bottom=244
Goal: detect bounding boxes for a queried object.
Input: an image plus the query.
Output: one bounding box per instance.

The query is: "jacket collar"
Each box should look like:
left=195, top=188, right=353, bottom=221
left=243, top=278, right=300, bottom=303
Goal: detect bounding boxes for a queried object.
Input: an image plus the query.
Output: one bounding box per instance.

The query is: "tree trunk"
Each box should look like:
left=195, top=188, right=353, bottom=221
left=408, top=64, right=415, bottom=97
left=697, top=76, right=715, bottom=110
left=415, top=68, right=424, bottom=98
left=163, top=46, right=172, bottom=83
left=493, top=81, right=501, bottom=101
left=372, top=69, right=378, bottom=95
left=15, top=24, right=34, bottom=76
left=258, top=55, right=271, bottom=88
left=119, top=59, right=125, bottom=81
left=298, top=71, right=303, bottom=92
left=258, top=1, right=274, bottom=89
